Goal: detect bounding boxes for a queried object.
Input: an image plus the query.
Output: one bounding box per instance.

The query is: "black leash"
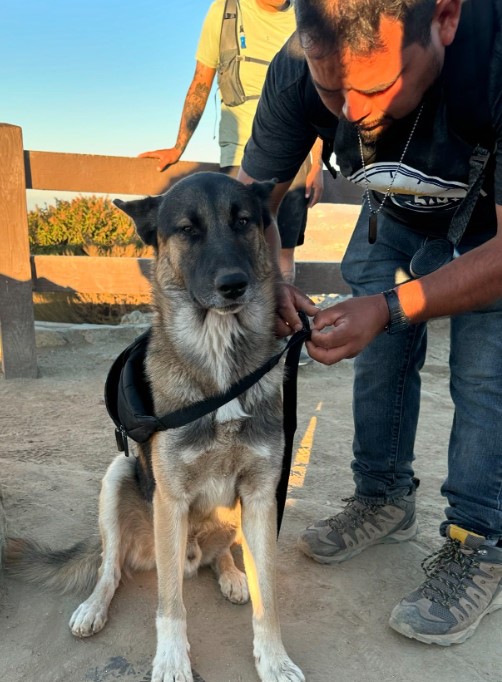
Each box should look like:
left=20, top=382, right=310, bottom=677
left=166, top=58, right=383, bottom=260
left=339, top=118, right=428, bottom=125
left=277, top=314, right=311, bottom=532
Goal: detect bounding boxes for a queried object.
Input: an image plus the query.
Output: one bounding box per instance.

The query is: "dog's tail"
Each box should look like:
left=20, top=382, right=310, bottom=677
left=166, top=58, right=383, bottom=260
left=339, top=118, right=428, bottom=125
left=5, top=536, right=101, bottom=594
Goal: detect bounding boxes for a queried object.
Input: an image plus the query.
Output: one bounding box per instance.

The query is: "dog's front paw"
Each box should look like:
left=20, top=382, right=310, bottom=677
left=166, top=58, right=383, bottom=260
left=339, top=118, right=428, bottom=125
left=255, top=646, right=305, bottom=682
left=151, top=648, right=193, bottom=682
left=218, top=566, right=249, bottom=604
left=69, top=599, right=108, bottom=637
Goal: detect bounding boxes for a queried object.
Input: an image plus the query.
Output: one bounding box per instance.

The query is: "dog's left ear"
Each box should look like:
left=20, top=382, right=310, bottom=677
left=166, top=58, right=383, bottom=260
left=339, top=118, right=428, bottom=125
left=113, top=196, right=162, bottom=247
left=249, top=179, right=277, bottom=228
left=249, top=179, right=277, bottom=203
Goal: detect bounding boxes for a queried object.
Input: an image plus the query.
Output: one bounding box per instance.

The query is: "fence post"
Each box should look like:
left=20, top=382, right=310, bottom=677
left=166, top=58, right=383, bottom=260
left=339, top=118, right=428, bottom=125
left=0, top=123, right=38, bottom=378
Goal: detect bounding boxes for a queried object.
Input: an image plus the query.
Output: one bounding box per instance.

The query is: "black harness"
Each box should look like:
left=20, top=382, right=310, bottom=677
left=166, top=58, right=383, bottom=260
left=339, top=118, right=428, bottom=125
left=104, top=313, right=312, bottom=533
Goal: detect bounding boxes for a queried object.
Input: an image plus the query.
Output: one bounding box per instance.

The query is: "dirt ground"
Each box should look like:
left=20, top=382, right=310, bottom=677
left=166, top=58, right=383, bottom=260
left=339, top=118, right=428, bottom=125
left=1, top=209, right=501, bottom=682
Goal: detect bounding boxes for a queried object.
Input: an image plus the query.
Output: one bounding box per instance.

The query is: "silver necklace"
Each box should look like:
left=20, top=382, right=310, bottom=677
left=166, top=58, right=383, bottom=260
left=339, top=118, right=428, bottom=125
left=357, top=102, right=424, bottom=244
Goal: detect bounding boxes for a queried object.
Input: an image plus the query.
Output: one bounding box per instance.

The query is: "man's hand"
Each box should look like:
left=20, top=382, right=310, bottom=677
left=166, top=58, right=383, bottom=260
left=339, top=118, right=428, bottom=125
left=276, top=282, right=319, bottom=337
left=305, top=163, right=324, bottom=208
left=306, top=294, right=390, bottom=364
left=138, top=147, right=182, bottom=172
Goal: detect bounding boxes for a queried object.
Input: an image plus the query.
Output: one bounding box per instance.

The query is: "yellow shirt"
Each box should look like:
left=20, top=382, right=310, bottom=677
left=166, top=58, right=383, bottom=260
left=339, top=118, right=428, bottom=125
left=196, top=0, right=296, bottom=167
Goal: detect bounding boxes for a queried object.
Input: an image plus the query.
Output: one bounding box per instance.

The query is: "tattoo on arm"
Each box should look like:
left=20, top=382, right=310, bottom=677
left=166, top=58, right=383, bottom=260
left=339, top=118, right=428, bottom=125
left=176, top=70, right=212, bottom=151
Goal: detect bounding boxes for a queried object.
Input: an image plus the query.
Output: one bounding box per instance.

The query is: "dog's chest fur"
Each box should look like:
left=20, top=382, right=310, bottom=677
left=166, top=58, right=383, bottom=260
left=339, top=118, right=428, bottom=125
left=145, top=302, right=283, bottom=506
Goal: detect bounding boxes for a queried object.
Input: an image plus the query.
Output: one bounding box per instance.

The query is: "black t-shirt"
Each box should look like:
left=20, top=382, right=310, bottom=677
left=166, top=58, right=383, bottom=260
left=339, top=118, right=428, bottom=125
left=242, top=0, right=502, bottom=241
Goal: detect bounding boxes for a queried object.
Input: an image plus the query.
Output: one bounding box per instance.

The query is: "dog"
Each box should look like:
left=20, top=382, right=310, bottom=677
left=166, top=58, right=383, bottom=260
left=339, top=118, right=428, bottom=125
left=6, top=172, right=305, bottom=682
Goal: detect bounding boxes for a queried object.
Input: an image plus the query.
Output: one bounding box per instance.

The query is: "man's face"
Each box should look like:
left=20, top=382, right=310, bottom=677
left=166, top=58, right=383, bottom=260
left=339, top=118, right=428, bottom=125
left=305, top=16, right=443, bottom=143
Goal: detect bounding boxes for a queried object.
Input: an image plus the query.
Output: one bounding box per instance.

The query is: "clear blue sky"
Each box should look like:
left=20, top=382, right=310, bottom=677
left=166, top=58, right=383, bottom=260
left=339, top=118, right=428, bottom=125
left=2, top=0, right=220, bottom=162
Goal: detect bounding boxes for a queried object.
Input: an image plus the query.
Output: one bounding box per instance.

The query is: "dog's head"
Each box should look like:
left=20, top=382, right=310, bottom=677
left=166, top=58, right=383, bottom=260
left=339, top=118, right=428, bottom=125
left=114, top=172, right=276, bottom=313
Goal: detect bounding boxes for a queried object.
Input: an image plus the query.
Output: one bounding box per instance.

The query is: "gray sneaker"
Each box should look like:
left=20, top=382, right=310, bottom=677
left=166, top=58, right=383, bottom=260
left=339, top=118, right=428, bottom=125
left=389, top=524, right=502, bottom=645
left=298, top=488, right=418, bottom=564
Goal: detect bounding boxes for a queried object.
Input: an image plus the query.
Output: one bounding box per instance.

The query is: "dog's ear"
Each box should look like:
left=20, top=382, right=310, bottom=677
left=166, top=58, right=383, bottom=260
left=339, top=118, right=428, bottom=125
left=113, top=196, right=161, bottom=247
left=249, top=179, right=277, bottom=228
left=249, top=179, right=277, bottom=203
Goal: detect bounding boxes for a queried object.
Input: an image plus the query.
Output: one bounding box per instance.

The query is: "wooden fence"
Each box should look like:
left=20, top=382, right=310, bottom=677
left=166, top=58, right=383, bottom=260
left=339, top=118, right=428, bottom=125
left=0, top=122, right=361, bottom=379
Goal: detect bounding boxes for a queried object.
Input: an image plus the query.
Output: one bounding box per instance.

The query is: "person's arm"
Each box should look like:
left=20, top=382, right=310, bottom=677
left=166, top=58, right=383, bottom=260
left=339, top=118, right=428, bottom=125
left=306, top=204, right=502, bottom=364
left=237, top=166, right=319, bottom=335
left=139, top=61, right=216, bottom=171
left=305, top=137, right=324, bottom=208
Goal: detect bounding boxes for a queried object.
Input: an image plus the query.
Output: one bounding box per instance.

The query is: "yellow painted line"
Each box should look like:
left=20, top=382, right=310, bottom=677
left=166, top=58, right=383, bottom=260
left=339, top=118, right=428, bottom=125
left=288, top=402, right=323, bottom=488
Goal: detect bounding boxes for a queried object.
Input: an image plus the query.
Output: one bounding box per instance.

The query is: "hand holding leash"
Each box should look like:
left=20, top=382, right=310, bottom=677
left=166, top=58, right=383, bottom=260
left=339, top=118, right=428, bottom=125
left=276, top=281, right=318, bottom=337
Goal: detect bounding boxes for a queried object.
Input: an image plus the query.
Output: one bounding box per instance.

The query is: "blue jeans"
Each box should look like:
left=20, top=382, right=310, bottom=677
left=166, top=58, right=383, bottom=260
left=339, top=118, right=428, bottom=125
left=341, top=202, right=502, bottom=541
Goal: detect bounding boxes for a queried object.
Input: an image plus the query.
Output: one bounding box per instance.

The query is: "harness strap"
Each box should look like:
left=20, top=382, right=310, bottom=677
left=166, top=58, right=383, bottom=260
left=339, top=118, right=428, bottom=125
left=155, top=313, right=311, bottom=431
left=237, top=55, right=271, bottom=66
left=109, top=313, right=312, bottom=536
left=446, top=144, right=491, bottom=247
left=219, top=0, right=270, bottom=106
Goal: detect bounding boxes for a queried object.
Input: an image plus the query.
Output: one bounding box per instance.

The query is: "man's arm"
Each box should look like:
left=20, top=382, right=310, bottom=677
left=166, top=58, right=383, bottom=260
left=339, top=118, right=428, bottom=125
left=139, top=61, right=216, bottom=171
left=305, top=137, right=324, bottom=208
left=306, top=204, right=502, bottom=364
left=237, top=166, right=319, bottom=335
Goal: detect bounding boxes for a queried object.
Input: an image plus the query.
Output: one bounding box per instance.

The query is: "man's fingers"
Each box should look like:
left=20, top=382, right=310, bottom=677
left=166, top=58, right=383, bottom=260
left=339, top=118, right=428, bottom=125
left=305, top=340, right=352, bottom=366
left=138, top=151, right=158, bottom=159
left=292, top=292, right=318, bottom=317
left=277, top=300, right=303, bottom=331
left=275, top=318, right=294, bottom=338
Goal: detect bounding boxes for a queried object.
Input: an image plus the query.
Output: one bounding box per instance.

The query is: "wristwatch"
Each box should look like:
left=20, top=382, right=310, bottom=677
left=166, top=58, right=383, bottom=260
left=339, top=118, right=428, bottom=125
left=382, top=289, right=410, bottom=334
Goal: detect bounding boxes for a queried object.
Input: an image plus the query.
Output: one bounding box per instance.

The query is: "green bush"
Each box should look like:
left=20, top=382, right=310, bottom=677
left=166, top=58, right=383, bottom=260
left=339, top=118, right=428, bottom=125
left=28, top=195, right=144, bottom=255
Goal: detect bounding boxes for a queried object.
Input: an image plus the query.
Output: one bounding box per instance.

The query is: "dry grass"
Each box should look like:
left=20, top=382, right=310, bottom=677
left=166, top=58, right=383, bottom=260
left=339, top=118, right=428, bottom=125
left=33, top=245, right=154, bottom=324
left=33, top=292, right=151, bottom=325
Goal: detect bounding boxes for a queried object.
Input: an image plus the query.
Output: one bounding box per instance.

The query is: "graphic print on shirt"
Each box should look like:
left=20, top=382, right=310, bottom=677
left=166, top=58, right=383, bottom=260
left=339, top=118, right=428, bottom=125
left=348, top=162, right=469, bottom=213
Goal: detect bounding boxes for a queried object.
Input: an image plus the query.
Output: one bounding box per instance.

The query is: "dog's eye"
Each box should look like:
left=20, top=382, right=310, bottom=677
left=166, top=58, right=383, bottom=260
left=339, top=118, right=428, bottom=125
left=237, top=217, right=249, bottom=228
left=177, top=224, right=194, bottom=234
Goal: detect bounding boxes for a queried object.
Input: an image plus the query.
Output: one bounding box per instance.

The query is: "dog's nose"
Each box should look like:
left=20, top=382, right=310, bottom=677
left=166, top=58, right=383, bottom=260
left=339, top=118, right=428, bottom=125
left=215, top=270, right=249, bottom=300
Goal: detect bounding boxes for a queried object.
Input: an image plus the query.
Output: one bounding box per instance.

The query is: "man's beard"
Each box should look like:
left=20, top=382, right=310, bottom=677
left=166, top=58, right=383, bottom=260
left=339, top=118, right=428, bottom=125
left=357, top=125, right=387, bottom=145
left=355, top=119, right=393, bottom=146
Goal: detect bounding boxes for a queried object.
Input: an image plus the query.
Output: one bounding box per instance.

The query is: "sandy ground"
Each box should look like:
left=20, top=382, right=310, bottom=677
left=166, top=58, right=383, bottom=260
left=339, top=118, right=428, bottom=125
left=1, top=209, right=500, bottom=681
left=1, top=316, right=501, bottom=682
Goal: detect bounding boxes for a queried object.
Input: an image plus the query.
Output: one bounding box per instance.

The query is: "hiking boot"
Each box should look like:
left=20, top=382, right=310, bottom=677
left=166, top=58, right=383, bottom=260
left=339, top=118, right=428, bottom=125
left=298, top=487, right=418, bottom=564
left=389, top=524, right=502, bottom=645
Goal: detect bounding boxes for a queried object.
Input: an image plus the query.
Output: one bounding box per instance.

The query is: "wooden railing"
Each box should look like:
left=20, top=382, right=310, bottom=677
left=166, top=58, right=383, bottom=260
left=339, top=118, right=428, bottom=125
left=0, top=123, right=360, bottom=379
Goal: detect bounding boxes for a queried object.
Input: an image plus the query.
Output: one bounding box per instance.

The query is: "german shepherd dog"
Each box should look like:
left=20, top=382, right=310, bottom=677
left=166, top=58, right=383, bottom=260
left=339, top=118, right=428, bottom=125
left=6, top=172, right=305, bottom=682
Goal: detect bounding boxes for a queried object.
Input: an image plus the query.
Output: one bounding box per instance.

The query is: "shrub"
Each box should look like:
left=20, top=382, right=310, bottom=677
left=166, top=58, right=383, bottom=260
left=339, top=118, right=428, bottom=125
left=28, top=195, right=147, bottom=255
left=28, top=195, right=153, bottom=323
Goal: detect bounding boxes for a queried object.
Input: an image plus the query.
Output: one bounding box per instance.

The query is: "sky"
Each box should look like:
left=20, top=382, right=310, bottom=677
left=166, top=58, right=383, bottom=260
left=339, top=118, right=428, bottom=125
left=2, top=1, right=223, bottom=207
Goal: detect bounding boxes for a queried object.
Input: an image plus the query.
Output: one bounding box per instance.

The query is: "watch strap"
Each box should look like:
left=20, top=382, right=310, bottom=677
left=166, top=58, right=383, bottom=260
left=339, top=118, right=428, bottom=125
left=382, top=289, right=410, bottom=334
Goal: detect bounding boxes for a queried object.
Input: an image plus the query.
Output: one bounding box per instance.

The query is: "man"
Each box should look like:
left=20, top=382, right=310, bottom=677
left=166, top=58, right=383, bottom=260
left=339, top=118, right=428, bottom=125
left=238, top=0, right=502, bottom=646
left=140, top=0, right=324, bottom=287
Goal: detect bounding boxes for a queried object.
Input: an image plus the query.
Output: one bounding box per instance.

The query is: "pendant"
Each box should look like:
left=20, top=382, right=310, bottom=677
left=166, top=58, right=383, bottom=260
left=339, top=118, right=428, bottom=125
left=368, top=212, right=378, bottom=244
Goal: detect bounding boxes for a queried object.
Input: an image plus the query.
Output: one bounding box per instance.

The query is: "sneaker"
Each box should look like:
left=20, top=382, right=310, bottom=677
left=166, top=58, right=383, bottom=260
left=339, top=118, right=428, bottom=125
left=389, top=524, right=502, bottom=645
left=298, top=487, right=418, bottom=564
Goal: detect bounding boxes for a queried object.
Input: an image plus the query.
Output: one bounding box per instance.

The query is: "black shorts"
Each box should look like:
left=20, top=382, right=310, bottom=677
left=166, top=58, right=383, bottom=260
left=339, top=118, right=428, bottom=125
left=220, top=164, right=309, bottom=249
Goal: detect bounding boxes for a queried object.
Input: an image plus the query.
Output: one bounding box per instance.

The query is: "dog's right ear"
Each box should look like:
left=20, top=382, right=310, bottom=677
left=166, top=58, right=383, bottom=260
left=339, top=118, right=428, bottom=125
left=113, top=196, right=162, bottom=247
